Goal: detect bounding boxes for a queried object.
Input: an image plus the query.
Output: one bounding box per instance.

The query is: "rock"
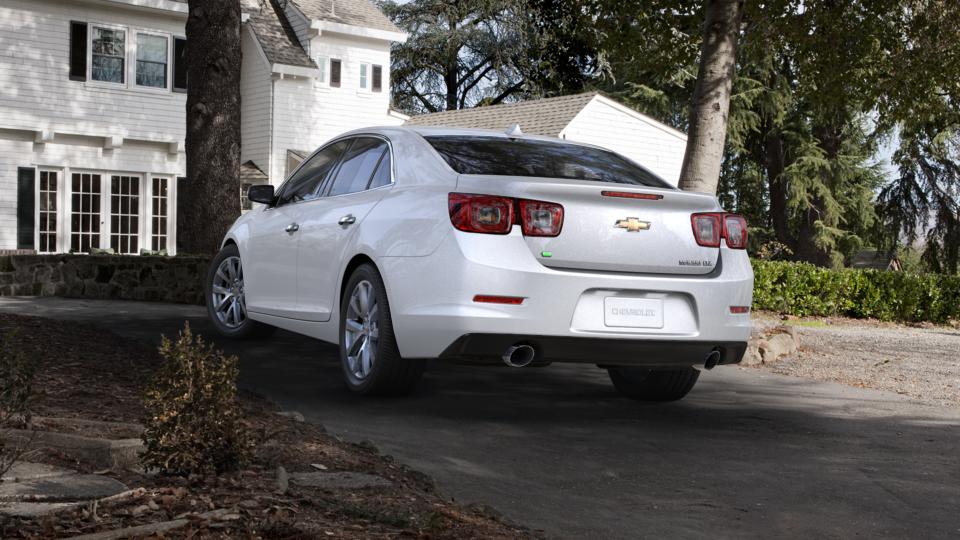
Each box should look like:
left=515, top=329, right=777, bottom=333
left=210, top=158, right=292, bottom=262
left=289, top=471, right=391, bottom=490
left=0, top=501, right=84, bottom=518
left=276, top=466, right=289, bottom=494
left=741, top=341, right=762, bottom=366
left=310, top=463, right=328, bottom=471
left=759, top=332, right=798, bottom=363
left=1, top=462, right=76, bottom=483
left=0, top=474, right=128, bottom=503
left=276, top=411, right=305, bottom=423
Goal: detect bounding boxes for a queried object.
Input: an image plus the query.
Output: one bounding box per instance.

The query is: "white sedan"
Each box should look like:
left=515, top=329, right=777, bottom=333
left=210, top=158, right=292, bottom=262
left=206, top=126, right=753, bottom=400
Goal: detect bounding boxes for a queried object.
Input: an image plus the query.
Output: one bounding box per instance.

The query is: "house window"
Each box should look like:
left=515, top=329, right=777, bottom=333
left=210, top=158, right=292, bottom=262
left=70, top=173, right=102, bottom=253
left=110, top=175, right=140, bottom=254
left=359, top=63, right=368, bottom=89
left=240, top=182, right=252, bottom=211
left=315, top=56, right=327, bottom=84
left=91, top=27, right=125, bottom=84
left=330, top=59, right=341, bottom=87
left=136, top=33, right=168, bottom=88
left=151, top=177, right=169, bottom=252
left=372, top=65, right=382, bottom=92
left=38, top=171, right=58, bottom=253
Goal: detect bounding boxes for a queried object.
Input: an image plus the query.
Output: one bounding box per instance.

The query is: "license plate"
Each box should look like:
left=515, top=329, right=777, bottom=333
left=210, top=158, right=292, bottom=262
left=603, top=297, right=664, bottom=328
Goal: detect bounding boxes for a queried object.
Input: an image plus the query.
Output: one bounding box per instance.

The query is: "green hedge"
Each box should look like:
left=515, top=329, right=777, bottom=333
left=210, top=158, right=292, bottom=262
left=752, top=260, right=960, bottom=323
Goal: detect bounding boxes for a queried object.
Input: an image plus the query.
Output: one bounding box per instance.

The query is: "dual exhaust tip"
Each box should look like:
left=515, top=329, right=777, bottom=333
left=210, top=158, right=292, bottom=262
left=503, top=344, right=723, bottom=370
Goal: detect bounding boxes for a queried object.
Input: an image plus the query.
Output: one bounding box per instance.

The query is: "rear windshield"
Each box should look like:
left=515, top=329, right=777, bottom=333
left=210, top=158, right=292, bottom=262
left=424, top=135, right=673, bottom=188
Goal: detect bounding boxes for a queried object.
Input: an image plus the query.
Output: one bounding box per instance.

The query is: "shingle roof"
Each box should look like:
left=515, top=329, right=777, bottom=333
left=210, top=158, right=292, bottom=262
left=406, top=93, right=600, bottom=137
left=240, top=160, right=269, bottom=183
left=244, top=0, right=316, bottom=69
left=291, top=0, right=402, bottom=34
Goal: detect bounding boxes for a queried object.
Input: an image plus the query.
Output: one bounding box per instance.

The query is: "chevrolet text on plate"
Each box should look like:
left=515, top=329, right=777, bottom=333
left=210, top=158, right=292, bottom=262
left=205, top=125, right=754, bottom=400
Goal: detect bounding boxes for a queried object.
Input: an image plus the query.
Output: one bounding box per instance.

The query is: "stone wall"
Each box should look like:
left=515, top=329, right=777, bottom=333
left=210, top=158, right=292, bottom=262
left=0, top=255, right=210, bottom=305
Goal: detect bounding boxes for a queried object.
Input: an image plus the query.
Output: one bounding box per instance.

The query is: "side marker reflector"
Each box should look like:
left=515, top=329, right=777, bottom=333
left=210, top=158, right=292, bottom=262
left=474, top=295, right=525, bottom=305
left=729, top=306, right=751, bottom=314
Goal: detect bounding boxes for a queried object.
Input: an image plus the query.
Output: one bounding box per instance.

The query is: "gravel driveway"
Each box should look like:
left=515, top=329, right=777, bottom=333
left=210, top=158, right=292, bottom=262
left=751, top=315, right=960, bottom=407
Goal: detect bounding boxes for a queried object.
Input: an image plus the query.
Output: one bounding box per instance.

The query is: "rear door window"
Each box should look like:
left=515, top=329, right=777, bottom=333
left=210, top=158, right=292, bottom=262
left=326, top=137, right=388, bottom=196
left=424, top=135, right=672, bottom=188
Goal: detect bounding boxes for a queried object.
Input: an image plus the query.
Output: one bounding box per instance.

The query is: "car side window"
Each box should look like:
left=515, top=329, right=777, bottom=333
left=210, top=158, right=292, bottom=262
left=326, top=137, right=388, bottom=197
left=276, top=140, right=348, bottom=206
left=368, top=150, right=392, bottom=189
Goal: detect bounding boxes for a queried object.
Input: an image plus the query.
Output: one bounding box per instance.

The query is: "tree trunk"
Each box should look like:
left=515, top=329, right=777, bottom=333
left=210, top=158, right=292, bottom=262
left=178, top=0, right=242, bottom=256
left=677, top=0, right=744, bottom=195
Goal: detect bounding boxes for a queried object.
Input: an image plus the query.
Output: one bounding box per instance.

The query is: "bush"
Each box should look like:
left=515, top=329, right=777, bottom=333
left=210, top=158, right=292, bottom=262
left=0, top=329, right=35, bottom=476
left=752, top=260, right=960, bottom=323
left=141, top=323, right=250, bottom=476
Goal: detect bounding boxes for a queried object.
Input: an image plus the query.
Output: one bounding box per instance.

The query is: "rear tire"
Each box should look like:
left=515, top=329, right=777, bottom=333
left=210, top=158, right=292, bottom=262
left=339, top=263, right=425, bottom=396
left=607, top=367, right=700, bottom=402
left=205, top=244, right=276, bottom=339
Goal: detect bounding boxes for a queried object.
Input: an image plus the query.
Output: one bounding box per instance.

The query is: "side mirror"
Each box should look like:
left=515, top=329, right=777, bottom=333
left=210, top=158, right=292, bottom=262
left=247, top=184, right=275, bottom=205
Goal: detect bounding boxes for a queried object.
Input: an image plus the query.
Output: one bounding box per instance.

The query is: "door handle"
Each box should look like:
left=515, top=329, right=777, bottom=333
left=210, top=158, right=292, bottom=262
left=338, top=214, right=357, bottom=226
left=285, top=222, right=299, bottom=233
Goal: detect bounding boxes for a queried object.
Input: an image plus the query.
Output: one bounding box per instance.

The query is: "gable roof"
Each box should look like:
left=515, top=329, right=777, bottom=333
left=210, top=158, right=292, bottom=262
left=240, top=160, right=269, bottom=183
left=291, top=0, right=402, bottom=34
left=406, top=93, right=601, bottom=137
left=243, top=0, right=316, bottom=69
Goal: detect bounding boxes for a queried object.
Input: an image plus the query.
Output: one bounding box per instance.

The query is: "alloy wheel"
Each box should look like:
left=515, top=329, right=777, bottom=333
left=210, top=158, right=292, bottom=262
left=343, top=280, right=379, bottom=380
left=211, top=256, right=247, bottom=329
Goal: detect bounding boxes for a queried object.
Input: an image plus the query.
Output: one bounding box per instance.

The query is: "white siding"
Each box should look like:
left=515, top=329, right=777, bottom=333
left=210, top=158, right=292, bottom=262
left=240, top=27, right=273, bottom=175
left=561, top=98, right=687, bottom=186
left=0, top=0, right=187, bottom=143
left=283, top=3, right=312, bottom=54
left=0, top=0, right=186, bottom=251
left=269, top=33, right=403, bottom=183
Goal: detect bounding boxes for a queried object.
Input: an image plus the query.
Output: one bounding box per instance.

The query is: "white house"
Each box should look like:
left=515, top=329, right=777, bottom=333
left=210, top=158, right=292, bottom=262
left=406, top=92, right=688, bottom=186
left=0, top=0, right=406, bottom=255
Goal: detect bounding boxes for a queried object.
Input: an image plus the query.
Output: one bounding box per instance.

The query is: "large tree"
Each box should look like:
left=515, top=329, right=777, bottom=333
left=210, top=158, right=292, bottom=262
left=677, top=0, right=744, bottom=194
left=178, top=0, right=243, bottom=255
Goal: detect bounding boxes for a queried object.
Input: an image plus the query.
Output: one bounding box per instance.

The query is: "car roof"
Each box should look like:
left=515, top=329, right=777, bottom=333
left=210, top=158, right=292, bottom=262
left=339, top=125, right=611, bottom=151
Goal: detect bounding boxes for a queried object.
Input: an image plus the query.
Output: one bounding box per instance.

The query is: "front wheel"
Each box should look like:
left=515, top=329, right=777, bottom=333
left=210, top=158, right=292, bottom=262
left=205, top=244, right=275, bottom=339
left=607, top=367, right=700, bottom=402
left=339, top=264, right=425, bottom=396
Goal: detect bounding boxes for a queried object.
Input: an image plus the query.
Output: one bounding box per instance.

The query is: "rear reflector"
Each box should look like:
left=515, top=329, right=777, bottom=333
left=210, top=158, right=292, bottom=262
left=601, top=190, right=664, bottom=201
left=729, top=306, right=751, bottom=314
left=473, top=295, right=525, bottom=305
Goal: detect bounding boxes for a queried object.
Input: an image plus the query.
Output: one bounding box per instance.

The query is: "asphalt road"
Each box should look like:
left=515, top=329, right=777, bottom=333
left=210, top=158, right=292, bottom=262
left=4, top=297, right=960, bottom=539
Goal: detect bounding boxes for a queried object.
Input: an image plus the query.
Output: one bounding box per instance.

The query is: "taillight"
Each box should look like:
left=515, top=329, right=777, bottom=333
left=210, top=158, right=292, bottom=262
left=691, top=213, right=722, bottom=247
left=691, top=212, right=748, bottom=249
left=518, top=199, right=563, bottom=237
left=449, top=193, right=564, bottom=237
left=723, top=214, right=748, bottom=249
left=448, top=193, right=514, bottom=234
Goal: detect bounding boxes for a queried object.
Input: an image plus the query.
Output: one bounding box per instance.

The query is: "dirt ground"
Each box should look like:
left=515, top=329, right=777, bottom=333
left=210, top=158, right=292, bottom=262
left=750, top=312, right=960, bottom=407
left=0, top=313, right=535, bottom=538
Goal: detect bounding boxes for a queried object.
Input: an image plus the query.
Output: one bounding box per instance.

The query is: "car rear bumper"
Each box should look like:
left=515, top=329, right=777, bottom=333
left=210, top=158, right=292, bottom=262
left=378, top=229, right=754, bottom=362
left=440, top=334, right=748, bottom=367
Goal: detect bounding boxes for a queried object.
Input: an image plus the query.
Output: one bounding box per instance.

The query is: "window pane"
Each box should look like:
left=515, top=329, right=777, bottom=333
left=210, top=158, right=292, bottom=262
left=136, top=34, right=168, bottom=88
left=424, top=136, right=673, bottom=188
left=92, top=28, right=125, bottom=83
left=360, top=64, right=367, bottom=88
left=93, top=28, right=124, bottom=56
left=328, top=138, right=387, bottom=196
left=368, top=150, right=391, bottom=189
left=277, top=140, right=349, bottom=205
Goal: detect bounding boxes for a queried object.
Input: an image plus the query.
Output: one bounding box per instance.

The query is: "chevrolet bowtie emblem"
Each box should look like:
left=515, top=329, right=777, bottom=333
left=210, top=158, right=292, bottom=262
left=615, top=217, right=651, bottom=232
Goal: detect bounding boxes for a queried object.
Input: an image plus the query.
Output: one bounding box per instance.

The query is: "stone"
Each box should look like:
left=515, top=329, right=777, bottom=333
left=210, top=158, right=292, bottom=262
left=0, top=501, right=85, bottom=518
left=0, top=474, right=128, bottom=503
left=759, top=332, right=798, bottom=363
left=289, top=471, right=392, bottom=490
left=741, top=341, right=762, bottom=366
left=276, top=466, right=289, bottom=494
left=1, top=462, right=75, bottom=483
left=276, top=411, right=305, bottom=423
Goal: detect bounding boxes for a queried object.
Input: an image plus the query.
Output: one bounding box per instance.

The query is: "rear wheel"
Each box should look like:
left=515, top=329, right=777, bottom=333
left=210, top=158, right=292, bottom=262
left=607, top=367, right=700, bottom=402
left=339, top=264, right=425, bottom=396
left=206, top=244, right=275, bottom=339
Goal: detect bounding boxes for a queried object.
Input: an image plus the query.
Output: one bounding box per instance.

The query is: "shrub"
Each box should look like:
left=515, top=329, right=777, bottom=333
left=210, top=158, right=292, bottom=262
left=0, top=329, right=35, bottom=476
left=141, top=323, right=250, bottom=476
left=751, top=260, right=960, bottom=323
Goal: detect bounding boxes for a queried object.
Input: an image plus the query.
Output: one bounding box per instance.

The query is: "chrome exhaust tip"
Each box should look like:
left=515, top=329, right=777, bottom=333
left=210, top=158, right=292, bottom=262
left=704, top=349, right=722, bottom=370
left=503, top=344, right=536, bottom=368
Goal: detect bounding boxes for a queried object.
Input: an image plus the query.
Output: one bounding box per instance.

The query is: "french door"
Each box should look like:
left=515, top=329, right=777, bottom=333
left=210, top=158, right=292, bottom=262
left=69, top=172, right=103, bottom=253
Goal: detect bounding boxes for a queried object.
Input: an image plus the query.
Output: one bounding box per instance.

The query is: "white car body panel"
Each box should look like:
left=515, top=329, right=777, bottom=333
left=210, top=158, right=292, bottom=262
left=223, top=126, right=754, bottom=368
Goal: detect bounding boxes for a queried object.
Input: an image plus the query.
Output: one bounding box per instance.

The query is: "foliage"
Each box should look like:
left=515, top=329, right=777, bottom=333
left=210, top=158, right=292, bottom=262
left=381, top=0, right=536, bottom=113
left=752, top=260, right=960, bottom=323
left=0, top=330, right=35, bottom=477
left=141, top=323, right=249, bottom=476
